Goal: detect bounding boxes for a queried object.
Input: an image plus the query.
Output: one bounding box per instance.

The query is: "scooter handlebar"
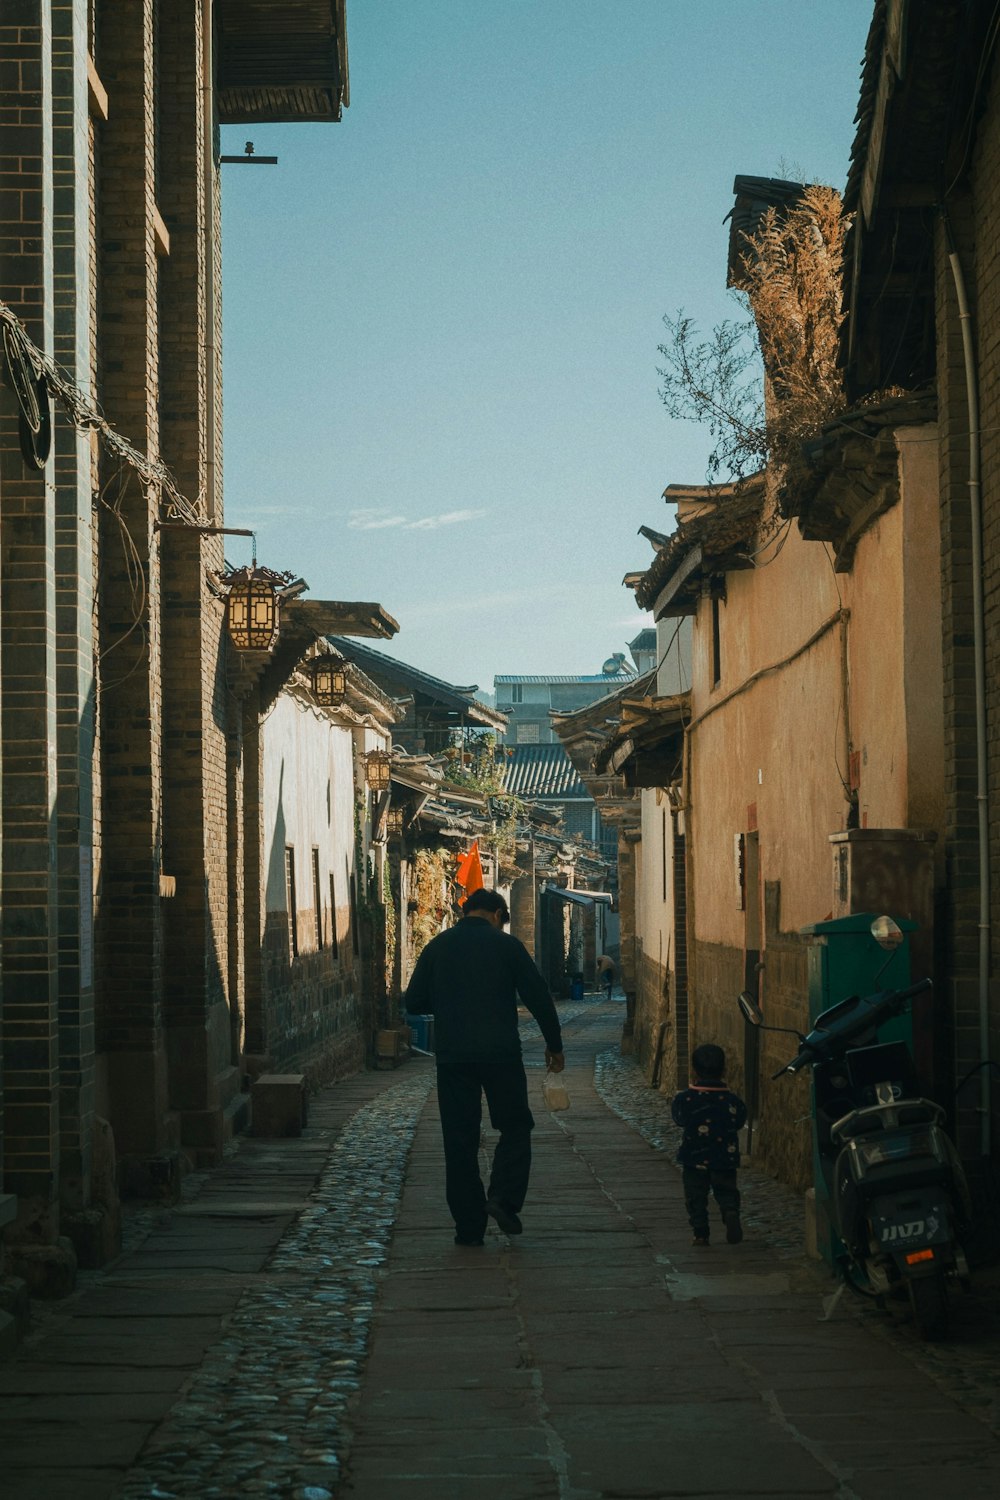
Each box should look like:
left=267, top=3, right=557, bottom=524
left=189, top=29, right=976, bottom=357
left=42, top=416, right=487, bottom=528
left=776, top=978, right=933, bottom=1077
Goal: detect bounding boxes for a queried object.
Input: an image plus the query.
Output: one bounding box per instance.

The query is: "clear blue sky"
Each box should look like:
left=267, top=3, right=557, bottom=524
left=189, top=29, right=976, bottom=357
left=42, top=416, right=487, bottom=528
left=220, top=0, right=874, bottom=695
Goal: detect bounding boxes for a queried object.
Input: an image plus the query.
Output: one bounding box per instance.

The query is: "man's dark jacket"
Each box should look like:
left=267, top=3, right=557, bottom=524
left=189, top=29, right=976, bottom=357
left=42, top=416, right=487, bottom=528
left=404, top=917, right=562, bottom=1057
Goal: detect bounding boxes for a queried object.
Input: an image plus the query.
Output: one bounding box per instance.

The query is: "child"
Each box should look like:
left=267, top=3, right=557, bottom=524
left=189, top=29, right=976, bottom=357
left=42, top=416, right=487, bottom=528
left=671, top=1043, right=748, bottom=1246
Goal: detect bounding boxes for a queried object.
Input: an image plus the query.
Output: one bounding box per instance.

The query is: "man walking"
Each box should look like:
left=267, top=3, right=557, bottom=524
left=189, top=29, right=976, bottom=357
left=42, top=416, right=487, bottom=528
left=596, top=952, right=615, bottom=998
left=404, top=888, right=565, bottom=1246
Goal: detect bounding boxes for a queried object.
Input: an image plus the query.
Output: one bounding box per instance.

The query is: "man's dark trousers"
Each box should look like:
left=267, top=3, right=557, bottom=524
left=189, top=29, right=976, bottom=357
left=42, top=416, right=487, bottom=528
left=435, top=1050, right=535, bottom=1239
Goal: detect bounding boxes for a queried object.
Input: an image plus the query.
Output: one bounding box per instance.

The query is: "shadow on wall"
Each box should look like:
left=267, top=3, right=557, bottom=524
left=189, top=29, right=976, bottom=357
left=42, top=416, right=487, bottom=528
left=265, top=759, right=287, bottom=914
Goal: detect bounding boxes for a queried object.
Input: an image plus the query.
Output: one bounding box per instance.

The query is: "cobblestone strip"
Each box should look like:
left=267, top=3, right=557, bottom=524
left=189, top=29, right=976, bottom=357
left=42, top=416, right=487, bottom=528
left=118, top=1003, right=592, bottom=1500
left=118, top=1072, right=435, bottom=1500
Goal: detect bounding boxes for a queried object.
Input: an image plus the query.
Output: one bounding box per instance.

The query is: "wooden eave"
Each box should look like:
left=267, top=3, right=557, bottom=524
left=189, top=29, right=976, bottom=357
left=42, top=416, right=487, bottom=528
left=593, top=693, right=689, bottom=784
left=782, top=391, right=937, bottom=570
left=842, top=0, right=988, bottom=397
left=215, top=0, right=349, bottom=124
left=249, top=597, right=397, bottom=710
left=633, top=478, right=766, bottom=614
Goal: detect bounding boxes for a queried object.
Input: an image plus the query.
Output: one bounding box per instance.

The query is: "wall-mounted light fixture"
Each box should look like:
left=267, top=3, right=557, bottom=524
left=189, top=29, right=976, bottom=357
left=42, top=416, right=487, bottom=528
left=364, top=748, right=392, bottom=793
left=310, top=653, right=348, bottom=707
left=386, top=805, right=405, bottom=836
left=214, top=564, right=293, bottom=651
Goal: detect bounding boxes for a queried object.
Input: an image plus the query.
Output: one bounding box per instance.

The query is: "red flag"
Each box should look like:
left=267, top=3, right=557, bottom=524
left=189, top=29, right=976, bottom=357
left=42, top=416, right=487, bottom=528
left=455, top=840, right=484, bottom=897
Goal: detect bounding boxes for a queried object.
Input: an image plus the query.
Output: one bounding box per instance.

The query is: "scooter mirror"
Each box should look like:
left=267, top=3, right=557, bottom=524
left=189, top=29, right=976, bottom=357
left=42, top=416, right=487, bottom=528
left=737, top=991, right=764, bottom=1026
left=870, top=914, right=904, bottom=950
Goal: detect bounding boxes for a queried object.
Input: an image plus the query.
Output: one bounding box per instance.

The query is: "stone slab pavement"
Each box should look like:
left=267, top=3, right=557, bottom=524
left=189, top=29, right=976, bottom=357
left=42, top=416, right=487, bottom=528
left=0, top=1067, right=408, bottom=1500
left=341, top=1004, right=1000, bottom=1500
left=1, top=999, right=999, bottom=1499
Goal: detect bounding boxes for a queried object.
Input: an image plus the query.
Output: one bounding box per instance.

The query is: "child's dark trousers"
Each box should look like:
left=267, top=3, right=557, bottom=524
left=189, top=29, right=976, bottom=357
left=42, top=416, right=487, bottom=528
left=682, top=1166, right=740, bottom=1238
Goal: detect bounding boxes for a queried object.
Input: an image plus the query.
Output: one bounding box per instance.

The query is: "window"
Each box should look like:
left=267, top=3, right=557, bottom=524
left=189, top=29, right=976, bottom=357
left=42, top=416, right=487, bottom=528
left=516, top=721, right=540, bottom=744
left=329, top=872, right=339, bottom=960
left=285, top=847, right=298, bottom=960
left=711, top=595, right=722, bottom=687
left=510, top=683, right=523, bottom=703
left=312, top=848, right=323, bottom=950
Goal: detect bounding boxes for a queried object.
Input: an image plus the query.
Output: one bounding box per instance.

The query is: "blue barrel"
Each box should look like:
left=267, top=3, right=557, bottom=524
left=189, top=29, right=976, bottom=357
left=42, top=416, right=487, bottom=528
left=570, top=976, right=584, bottom=1002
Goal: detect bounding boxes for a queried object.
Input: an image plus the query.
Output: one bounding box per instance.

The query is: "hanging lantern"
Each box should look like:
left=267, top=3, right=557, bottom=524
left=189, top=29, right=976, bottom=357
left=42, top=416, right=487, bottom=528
left=386, top=805, right=405, bottom=836
left=217, top=565, right=289, bottom=651
left=364, top=748, right=392, bottom=793
left=310, top=653, right=348, bottom=706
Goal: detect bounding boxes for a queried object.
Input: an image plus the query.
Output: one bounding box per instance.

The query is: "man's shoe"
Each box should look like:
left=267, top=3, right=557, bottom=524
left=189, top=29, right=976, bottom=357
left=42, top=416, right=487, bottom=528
left=692, top=1235, right=710, bottom=1247
left=486, top=1197, right=523, bottom=1236
left=725, top=1211, right=743, bottom=1244
left=454, top=1234, right=485, bottom=1246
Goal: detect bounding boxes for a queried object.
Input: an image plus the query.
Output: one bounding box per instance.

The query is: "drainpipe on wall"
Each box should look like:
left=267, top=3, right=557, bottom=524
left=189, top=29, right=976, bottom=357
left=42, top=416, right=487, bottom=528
left=945, top=224, right=992, bottom=1156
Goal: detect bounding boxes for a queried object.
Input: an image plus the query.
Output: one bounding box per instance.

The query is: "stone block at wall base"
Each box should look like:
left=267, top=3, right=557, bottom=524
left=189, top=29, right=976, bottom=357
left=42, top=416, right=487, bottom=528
left=62, top=1205, right=122, bottom=1269
left=251, top=1074, right=307, bottom=1137
left=6, top=1240, right=77, bottom=1300
left=375, top=1026, right=410, bottom=1068
left=118, top=1151, right=187, bottom=1202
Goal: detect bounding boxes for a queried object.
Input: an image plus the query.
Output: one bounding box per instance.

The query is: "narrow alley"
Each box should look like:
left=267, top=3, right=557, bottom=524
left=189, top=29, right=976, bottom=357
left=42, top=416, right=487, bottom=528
left=2, top=998, right=1000, bottom=1500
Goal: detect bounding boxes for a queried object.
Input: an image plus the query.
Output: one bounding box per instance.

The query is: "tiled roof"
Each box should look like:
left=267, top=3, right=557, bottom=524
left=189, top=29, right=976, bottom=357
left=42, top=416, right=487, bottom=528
left=494, top=673, right=635, bottom=686
left=632, top=478, right=765, bottom=613
left=502, top=744, right=590, bottom=800
left=327, top=637, right=507, bottom=729
left=727, top=176, right=808, bottom=288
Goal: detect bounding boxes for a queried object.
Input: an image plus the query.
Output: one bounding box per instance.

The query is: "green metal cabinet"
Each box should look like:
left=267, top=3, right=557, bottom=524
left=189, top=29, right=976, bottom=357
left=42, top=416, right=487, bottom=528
left=799, top=912, right=915, bottom=1267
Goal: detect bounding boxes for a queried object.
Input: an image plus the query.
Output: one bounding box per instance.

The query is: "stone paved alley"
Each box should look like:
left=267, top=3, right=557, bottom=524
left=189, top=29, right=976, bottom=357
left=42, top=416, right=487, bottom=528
left=3, top=998, right=1000, bottom=1499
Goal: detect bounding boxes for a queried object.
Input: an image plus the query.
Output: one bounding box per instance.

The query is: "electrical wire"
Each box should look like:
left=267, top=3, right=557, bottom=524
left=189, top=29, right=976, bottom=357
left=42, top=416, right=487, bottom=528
left=96, top=464, right=150, bottom=692
left=1, top=298, right=204, bottom=526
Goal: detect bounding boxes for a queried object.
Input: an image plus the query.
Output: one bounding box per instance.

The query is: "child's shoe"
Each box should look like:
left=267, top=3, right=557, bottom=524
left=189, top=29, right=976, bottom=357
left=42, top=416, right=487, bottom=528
left=725, top=1211, right=743, bottom=1244
left=692, top=1234, right=710, bottom=1246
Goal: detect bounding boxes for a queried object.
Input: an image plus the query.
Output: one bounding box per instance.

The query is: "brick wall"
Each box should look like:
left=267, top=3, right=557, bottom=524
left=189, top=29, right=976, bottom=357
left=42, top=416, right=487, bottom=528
left=0, top=1, right=61, bottom=1232
left=93, top=0, right=170, bottom=1158
left=51, top=0, right=98, bottom=1218
left=961, top=80, right=1000, bottom=1152
left=633, top=945, right=669, bottom=1077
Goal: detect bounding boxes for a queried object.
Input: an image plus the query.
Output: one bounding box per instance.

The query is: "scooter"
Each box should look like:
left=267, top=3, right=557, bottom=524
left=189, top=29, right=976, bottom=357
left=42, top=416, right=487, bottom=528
left=738, top=924, right=971, bottom=1339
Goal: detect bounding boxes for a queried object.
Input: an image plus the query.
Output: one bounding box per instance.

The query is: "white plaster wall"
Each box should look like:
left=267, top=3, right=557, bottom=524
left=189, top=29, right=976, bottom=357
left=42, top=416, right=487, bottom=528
left=262, top=693, right=359, bottom=951
left=655, top=615, right=692, bottom=698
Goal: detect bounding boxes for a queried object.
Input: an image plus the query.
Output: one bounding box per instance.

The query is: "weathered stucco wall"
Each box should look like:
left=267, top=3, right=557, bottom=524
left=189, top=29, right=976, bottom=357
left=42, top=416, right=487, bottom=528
left=681, top=470, right=945, bottom=1185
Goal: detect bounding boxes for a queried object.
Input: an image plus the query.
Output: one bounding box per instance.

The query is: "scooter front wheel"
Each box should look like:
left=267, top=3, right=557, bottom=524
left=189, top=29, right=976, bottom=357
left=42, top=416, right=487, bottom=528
left=907, top=1272, right=950, bottom=1340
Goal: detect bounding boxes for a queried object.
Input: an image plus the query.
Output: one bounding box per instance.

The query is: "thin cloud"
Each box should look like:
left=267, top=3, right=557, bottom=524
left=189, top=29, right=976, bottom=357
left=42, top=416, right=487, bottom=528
left=349, top=509, right=409, bottom=530
left=406, top=508, right=485, bottom=531
left=237, top=504, right=310, bottom=520
left=348, top=507, right=485, bottom=532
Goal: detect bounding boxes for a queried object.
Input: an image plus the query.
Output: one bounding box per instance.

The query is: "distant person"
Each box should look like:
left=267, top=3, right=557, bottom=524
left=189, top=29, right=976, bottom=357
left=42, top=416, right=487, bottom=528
left=670, top=1044, right=747, bottom=1246
left=404, top=888, right=565, bottom=1246
left=596, top=952, right=615, bottom=998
